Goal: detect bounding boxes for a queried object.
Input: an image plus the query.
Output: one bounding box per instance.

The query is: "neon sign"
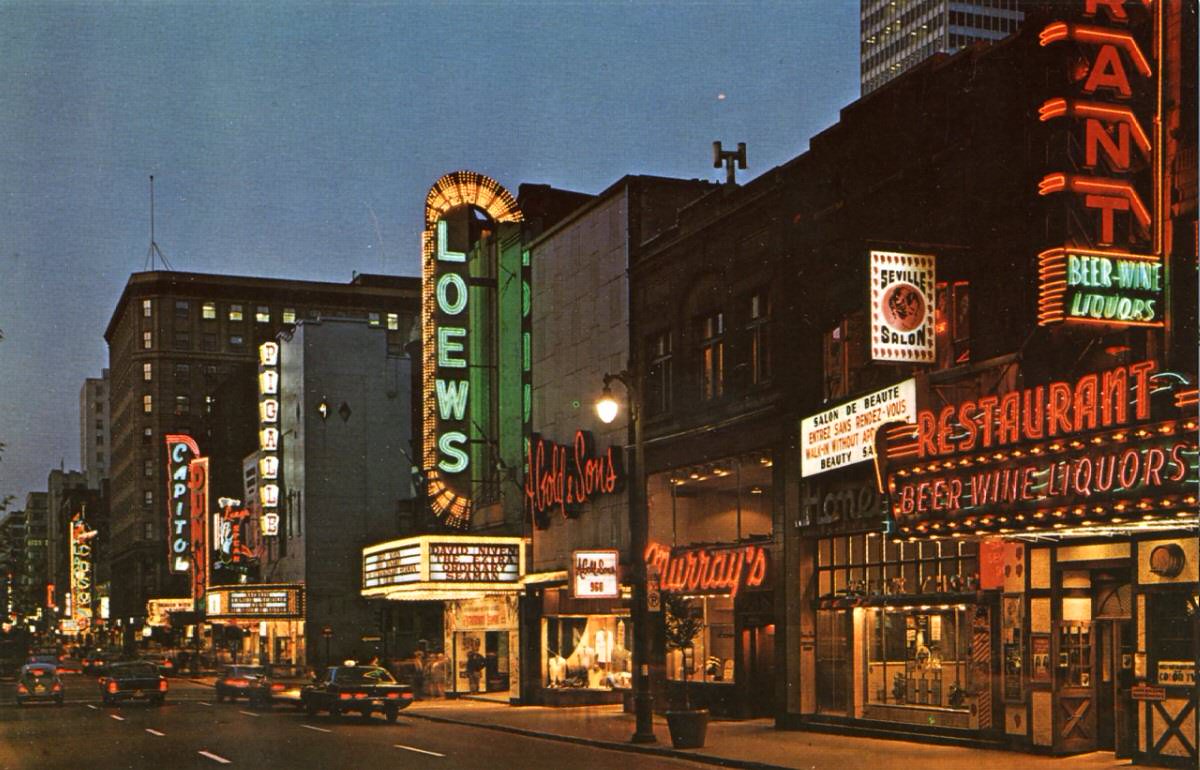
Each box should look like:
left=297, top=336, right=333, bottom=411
left=165, top=434, right=199, bottom=573
left=257, top=342, right=280, bottom=537
left=189, top=458, right=209, bottom=605
left=525, top=431, right=624, bottom=528
left=421, top=171, right=522, bottom=529
left=69, top=511, right=96, bottom=629
left=215, top=497, right=255, bottom=571
left=1036, top=0, right=1163, bottom=328
left=643, top=541, right=769, bottom=598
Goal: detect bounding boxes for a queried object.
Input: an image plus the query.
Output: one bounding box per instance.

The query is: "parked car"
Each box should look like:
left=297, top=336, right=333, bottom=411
left=300, top=665, right=413, bottom=722
left=214, top=665, right=266, bottom=703
left=26, top=654, right=60, bottom=668
left=146, top=650, right=181, bottom=676
left=15, top=663, right=64, bottom=706
left=98, top=661, right=168, bottom=706
left=82, top=651, right=119, bottom=675
left=248, top=664, right=311, bottom=708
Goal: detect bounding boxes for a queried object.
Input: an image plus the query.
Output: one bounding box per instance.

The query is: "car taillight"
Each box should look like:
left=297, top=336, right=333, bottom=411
left=386, top=692, right=399, bottom=699
left=338, top=692, right=352, bottom=700
left=16, top=683, right=27, bottom=694
left=159, top=678, right=168, bottom=692
left=163, top=661, right=173, bottom=669
left=354, top=692, right=368, bottom=699
left=82, top=659, right=91, bottom=666
left=271, top=683, right=285, bottom=691
left=401, top=692, right=414, bottom=699
left=227, top=678, right=250, bottom=688
left=52, top=683, right=62, bottom=692
left=107, top=681, right=118, bottom=693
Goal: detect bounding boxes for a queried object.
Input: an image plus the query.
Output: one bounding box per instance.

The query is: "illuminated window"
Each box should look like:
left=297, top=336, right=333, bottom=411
left=645, top=331, right=673, bottom=417
left=142, top=299, right=152, bottom=317
left=144, top=459, right=154, bottom=478
left=368, top=312, right=381, bottom=327
left=747, top=290, right=771, bottom=386
left=386, top=313, right=399, bottom=331
left=282, top=308, right=296, bottom=324
left=697, top=311, right=724, bottom=401
left=143, top=395, right=153, bottom=414
left=935, top=281, right=971, bottom=369
left=229, top=335, right=244, bottom=347
left=664, top=596, right=735, bottom=684
left=143, top=363, right=153, bottom=382
left=256, top=306, right=270, bottom=323
left=204, top=395, right=216, bottom=415
left=144, top=522, right=154, bottom=540
left=229, top=304, right=244, bottom=322
left=202, top=302, right=217, bottom=320
left=143, top=490, right=153, bottom=506
left=142, top=427, right=152, bottom=445
left=174, top=300, right=190, bottom=318
left=174, top=395, right=190, bottom=416
left=142, top=331, right=152, bottom=350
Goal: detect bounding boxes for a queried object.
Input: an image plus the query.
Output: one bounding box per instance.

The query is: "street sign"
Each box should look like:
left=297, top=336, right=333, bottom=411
left=646, top=578, right=661, bottom=613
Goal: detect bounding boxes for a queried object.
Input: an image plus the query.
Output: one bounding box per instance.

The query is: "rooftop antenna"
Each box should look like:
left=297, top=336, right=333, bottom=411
left=712, top=141, right=747, bottom=185
left=144, top=175, right=174, bottom=271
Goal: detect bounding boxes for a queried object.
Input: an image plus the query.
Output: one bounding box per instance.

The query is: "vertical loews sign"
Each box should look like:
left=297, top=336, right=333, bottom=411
left=165, top=434, right=199, bottom=573
left=1036, top=0, right=1164, bottom=327
left=421, top=171, right=522, bottom=529
left=257, top=342, right=281, bottom=536
left=870, top=251, right=936, bottom=363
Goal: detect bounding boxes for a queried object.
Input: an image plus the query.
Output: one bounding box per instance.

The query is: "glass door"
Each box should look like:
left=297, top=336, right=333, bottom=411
left=816, top=610, right=851, bottom=714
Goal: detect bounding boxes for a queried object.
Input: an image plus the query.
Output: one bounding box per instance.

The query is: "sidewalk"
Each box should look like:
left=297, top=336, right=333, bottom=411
left=403, top=699, right=1133, bottom=770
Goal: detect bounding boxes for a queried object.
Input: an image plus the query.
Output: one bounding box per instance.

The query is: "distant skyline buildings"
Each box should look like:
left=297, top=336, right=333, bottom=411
left=859, top=0, right=1023, bottom=95
left=80, top=370, right=110, bottom=490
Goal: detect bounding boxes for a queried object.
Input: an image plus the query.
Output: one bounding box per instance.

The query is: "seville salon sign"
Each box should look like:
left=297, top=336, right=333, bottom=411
left=881, top=361, right=1199, bottom=535
left=525, top=431, right=624, bottom=528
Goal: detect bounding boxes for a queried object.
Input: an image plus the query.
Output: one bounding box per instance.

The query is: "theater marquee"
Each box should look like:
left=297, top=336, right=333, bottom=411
left=361, top=535, right=527, bottom=601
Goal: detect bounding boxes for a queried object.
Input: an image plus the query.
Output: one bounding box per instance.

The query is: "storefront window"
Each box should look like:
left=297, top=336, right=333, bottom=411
left=866, top=606, right=969, bottom=710
left=543, top=615, right=632, bottom=690
left=817, top=534, right=979, bottom=598
left=1149, top=592, right=1198, bottom=676
left=665, top=596, right=735, bottom=684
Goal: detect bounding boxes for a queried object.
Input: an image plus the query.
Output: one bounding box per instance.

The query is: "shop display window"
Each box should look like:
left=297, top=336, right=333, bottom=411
left=665, top=596, right=735, bottom=684
left=1149, top=592, right=1198, bottom=685
left=543, top=615, right=632, bottom=690
left=818, top=534, right=978, bottom=598
left=866, top=606, right=971, bottom=710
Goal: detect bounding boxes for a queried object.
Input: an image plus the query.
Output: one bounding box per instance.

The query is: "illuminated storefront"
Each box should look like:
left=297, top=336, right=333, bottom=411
left=876, top=361, right=1197, bottom=764
left=205, top=584, right=305, bottom=666
left=362, top=535, right=527, bottom=701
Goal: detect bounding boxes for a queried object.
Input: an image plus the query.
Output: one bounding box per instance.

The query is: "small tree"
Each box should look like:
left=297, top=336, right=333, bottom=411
left=663, top=594, right=704, bottom=710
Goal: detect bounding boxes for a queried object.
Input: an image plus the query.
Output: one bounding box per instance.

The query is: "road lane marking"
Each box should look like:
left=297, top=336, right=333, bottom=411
left=110, top=714, right=125, bottom=721
left=198, top=751, right=231, bottom=764
left=198, top=701, right=213, bottom=706
left=87, top=704, right=99, bottom=710
left=238, top=710, right=260, bottom=717
left=394, top=744, right=445, bottom=758
left=301, top=724, right=331, bottom=733
left=145, top=729, right=165, bottom=736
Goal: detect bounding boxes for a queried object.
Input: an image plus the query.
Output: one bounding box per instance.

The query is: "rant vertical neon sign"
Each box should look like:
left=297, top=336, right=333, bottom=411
left=257, top=342, right=280, bottom=536
left=421, top=171, right=522, bottom=529
left=69, top=511, right=96, bottom=630
left=165, top=434, right=199, bottom=573
left=1037, top=0, right=1164, bottom=328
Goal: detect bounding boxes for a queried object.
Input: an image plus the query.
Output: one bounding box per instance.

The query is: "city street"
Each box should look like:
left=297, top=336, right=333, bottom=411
left=0, top=674, right=698, bottom=770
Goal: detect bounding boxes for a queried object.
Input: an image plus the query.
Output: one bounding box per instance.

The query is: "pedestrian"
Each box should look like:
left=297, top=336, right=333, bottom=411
left=465, top=639, right=485, bottom=693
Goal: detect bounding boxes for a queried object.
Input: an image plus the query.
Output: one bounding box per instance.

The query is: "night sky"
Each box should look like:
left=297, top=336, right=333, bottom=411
left=0, top=1, right=860, bottom=505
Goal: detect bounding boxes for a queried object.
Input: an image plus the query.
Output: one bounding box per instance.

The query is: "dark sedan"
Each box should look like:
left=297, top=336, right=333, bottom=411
left=16, top=663, right=64, bottom=706
left=248, top=664, right=310, bottom=708
left=99, top=661, right=168, bottom=706
left=301, top=665, right=413, bottom=722
left=215, top=665, right=266, bottom=703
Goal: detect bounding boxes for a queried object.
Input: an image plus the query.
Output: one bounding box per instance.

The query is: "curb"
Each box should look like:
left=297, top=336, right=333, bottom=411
left=402, top=710, right=794, bottom=770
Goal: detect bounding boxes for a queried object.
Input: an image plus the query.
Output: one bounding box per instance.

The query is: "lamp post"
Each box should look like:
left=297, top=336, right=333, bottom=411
left=597, top=369, right=656, bottom=744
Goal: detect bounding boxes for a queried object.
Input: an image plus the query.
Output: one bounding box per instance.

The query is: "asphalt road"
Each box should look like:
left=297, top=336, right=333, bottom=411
left=0, top=674, right=697, bottom=770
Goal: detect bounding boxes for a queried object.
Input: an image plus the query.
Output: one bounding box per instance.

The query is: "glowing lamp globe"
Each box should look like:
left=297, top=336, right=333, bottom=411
left=596, top=388, right=620, bottom=424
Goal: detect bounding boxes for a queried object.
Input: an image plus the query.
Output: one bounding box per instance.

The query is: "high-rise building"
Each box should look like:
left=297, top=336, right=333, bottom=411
left=860, top=0, right=1023, bottom=95
left=80, top=370, right=111, bottom=490
left=103, top=270, right=420, bottom=639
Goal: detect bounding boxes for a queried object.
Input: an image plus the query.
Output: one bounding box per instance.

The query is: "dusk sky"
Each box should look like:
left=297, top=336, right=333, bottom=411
left=0, top=1, right=860, bottom=506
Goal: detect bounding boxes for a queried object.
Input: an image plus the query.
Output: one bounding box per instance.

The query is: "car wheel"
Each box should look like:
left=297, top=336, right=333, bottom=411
left=305, top=701, right=318, bottom=717
left=385, top=707, right=398, bottom=723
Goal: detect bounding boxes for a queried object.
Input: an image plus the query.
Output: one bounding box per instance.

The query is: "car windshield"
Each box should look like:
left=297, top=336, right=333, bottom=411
left=268, top=665, right=306, bottom=679
left=334, top=666, right=395, bottom=684
left=111, top=663, right=158, bottom=677
left=27, top=655, right=58, bottom=665
left=22, top=666, right=55, bottom=678
left=228, top=666, right=265, bottom=678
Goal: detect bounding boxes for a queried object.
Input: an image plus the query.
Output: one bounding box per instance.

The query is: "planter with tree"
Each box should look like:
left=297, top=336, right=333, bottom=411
left=663, top=594, right=709, bottom=749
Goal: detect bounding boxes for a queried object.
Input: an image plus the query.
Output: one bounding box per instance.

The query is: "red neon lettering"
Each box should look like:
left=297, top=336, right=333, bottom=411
left=1022, top=386, right=1046, bottom=440
left=1101, top=366, right=1128, bottom=426
left=1085, top=193, right=1130, bottom=244
left=1085, top=119, right=1132, bottom=171
left=1074, top=374, right=1099, bottom=432
left=1084, top=45, right=1133, bottom=98
left=1094, top=455, right=1117, bottom=492
left=1168, top=444, right=1188, bottom=482
left=1118, top=449, right=1141, bottom=488
left=936, top=406, right=955, bottom=455
left=917, top=410, right=938, bottom=459
left=645, top=542, right=768, bottom=598
left=958, top=402, right=979, bottom=451
left=997, top=392, right=1020, bottom=445
left=1128, top=360, right=1154, bottom=420
left=1085, top=0, right=1128, bottom=23
left=1047, top=382, right=1073, bottom=436
left=977, top=396, right=999, bottom=448
left=1142, top=448, right=1165, bottom=486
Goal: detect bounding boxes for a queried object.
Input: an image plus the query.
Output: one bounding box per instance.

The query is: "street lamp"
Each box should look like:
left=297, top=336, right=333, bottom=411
left=596, top=370, right=656, bottom=744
